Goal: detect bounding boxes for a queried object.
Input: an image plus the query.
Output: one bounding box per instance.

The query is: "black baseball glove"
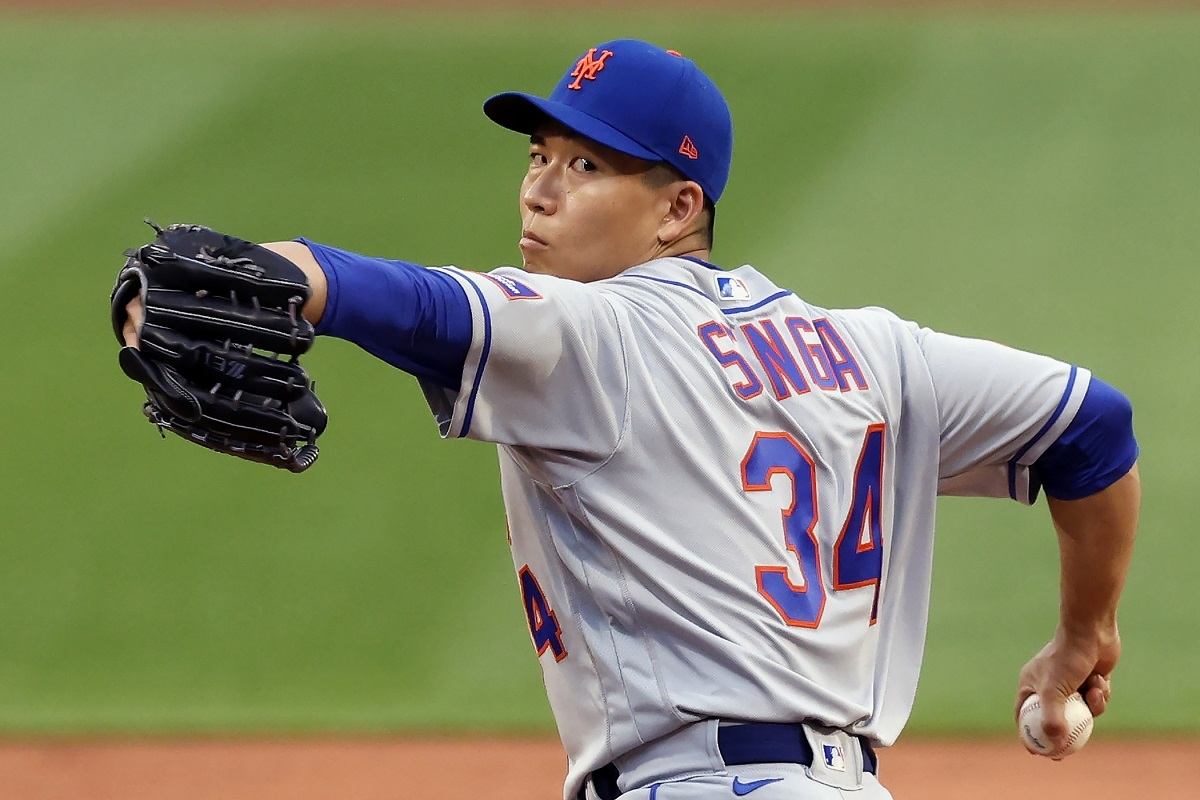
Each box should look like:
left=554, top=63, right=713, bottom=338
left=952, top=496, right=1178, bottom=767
left=111, top=221, right=327, bottom=473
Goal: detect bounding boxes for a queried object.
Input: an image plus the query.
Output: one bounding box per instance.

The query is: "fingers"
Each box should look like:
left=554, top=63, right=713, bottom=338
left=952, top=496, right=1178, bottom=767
left=1014, top=686, right=1035, bottom=724
left=122, top=316, right=139, bottom=348
left=1082, top=673, right=1111, bottom=717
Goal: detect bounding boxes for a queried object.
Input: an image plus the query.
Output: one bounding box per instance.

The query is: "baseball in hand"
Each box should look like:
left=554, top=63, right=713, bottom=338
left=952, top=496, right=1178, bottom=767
left=1018, top=693, right=1093, bottom=759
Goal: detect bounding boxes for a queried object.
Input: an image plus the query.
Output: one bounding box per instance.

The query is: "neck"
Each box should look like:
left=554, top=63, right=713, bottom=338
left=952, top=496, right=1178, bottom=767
left=649, top=230, right=711, bottom=264
left=670, top=246, right=712, bottom=263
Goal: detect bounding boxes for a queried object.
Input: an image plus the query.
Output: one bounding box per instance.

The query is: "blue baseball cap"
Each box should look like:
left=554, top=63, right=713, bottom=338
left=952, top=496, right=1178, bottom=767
left=484, top=39, right=734, bottom=204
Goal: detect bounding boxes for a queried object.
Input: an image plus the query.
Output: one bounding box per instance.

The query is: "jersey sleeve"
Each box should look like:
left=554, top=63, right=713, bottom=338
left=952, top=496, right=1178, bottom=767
left=418, top=266, right=629, bottom=460
left=911, top=325, right=1092, bottom=505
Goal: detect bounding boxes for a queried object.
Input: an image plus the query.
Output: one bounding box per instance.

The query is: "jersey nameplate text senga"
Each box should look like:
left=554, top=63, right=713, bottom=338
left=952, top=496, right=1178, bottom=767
left=697, top=317, right=868, bottom=401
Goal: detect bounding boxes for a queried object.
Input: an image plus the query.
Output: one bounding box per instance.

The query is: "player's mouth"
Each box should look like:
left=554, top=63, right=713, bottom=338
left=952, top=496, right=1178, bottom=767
left=519, top=229, right=549, bottom=251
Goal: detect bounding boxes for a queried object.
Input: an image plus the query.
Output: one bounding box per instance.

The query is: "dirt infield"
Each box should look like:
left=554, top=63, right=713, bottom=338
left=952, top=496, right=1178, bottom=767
left=2, top=736, right=1197, bottom=799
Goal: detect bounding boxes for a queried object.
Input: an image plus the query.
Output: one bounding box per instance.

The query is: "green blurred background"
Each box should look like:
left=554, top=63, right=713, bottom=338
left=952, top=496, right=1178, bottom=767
left=1, top=7, right=1197, bottom=739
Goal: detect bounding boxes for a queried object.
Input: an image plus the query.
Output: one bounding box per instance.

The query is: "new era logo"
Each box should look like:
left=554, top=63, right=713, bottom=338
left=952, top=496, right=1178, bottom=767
left=568, top=47, right=614, bottom=90
left=679, top=134, right=699, bottom=160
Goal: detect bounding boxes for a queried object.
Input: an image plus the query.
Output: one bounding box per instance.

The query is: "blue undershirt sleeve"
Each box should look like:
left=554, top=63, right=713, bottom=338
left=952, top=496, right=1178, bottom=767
left=294, top=238, right=471, bottom=389
left=1031, top=376, right=1138, bottom=501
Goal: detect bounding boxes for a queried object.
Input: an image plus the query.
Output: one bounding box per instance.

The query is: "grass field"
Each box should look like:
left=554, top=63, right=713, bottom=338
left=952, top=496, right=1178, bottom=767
left=1, top=10, right=1197, bottom=736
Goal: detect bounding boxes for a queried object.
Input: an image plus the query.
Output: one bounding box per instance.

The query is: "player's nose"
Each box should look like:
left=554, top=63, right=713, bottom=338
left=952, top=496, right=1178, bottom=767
left=521, top=169, right=558, bottom=216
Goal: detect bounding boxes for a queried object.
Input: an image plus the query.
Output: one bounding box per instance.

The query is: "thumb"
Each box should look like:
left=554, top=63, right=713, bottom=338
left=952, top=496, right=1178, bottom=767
left=1039, top=691, right=1070, bottom=746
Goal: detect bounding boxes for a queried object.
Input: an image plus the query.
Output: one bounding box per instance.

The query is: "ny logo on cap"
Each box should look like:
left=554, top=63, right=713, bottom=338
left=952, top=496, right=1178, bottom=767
left=568, top=47, right=614, bottom=90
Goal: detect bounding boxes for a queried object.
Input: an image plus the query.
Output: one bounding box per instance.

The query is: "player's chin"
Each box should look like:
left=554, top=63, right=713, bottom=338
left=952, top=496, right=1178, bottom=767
left=520, top=252, right=549, bottom=275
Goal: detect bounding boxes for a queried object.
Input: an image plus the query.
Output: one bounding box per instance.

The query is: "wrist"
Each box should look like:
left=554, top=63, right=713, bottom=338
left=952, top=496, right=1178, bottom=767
left=1056, top=617, right=1119, bottom=648
left=263, top=240, right=329, bottom=326
left=1059, top=596, right=1119, bottom=635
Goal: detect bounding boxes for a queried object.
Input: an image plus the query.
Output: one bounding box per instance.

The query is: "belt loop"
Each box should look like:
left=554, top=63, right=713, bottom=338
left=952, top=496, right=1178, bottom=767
left=588, top=763, right=620, bottom=800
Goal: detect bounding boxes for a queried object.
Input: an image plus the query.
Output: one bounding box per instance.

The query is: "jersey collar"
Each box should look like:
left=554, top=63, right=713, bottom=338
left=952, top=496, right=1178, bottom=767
left=679, top=255, right=724, bottom=271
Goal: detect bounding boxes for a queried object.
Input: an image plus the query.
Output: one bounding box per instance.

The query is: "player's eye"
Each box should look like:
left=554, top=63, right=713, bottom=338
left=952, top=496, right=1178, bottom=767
left=571, top=157, right=597, bottom=173
left=528, top=151, right=548, bottom=167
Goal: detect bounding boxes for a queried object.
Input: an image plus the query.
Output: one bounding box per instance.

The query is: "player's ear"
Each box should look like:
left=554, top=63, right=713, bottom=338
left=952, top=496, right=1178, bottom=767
left=657, top=180, right=706, bottom=246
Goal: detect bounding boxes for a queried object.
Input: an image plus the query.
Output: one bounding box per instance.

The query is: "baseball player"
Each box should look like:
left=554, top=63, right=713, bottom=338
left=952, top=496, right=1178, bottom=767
left=117, top=39, right=1140, bottom=799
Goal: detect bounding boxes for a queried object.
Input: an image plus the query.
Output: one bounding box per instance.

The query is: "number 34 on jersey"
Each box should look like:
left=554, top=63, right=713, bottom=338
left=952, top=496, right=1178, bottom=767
left=745, top=423, right=886, bottom=629
left=519, top=423, right=887, bottom=662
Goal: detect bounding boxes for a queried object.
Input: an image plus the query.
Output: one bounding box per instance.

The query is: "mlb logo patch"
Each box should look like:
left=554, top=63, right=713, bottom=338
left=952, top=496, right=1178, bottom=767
left=822, top=744, right=846, bottom=772
left=482, top=273, right=542, bottom=301
left=715, top=275, right=751, bottom=301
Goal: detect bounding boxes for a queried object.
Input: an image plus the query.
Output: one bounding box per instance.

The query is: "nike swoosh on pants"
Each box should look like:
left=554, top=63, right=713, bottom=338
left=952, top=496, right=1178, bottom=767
left=731, top=776, right=784, bottom=796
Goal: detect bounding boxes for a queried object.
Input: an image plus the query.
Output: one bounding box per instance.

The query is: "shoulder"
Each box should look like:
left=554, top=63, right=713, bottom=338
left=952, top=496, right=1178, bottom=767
left=814, top=304, right=919, bottom=342
left=827, top=305, right=928, bottom=345
left=826, top=304, right=910, bottom=327
left=434, top=265, right=609, bottom=312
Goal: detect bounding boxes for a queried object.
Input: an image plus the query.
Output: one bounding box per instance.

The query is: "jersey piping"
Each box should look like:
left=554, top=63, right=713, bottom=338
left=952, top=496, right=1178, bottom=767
left=442, top=266, right=494, bottom=438
left=1006, top=365, right=1090, bottom=503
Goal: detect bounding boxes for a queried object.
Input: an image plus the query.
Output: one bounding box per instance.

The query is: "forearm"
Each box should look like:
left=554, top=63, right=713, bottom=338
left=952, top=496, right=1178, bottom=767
left=1048, top=464, right=1140, bottom=637
left=262, top=239, right=471, bottom=389
left=1014, top=381, right=1138, bottom=729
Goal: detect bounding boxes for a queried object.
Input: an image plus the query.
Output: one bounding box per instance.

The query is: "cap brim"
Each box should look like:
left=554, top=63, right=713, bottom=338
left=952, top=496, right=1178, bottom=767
left=483, top=92, right=660, bottom=162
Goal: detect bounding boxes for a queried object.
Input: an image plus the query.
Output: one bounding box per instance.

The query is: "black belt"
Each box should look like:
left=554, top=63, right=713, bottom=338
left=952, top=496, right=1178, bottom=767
left=582, top=723, right=878, bottom=800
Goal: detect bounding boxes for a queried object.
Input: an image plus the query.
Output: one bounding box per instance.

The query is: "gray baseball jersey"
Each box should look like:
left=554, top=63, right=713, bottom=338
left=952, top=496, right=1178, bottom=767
left=420, top=256, right=1089, bottom=799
